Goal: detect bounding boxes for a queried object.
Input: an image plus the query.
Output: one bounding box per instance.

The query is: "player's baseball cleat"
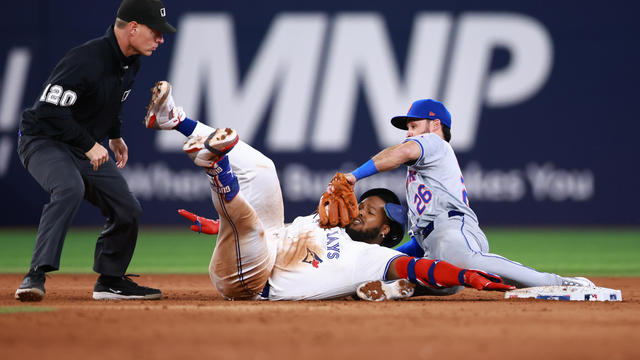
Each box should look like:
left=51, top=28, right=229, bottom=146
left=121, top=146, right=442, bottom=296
left=183, top=129, right=240, bottom=202
left=14, top=269, right=46, bottom=302
left=182, top=128, right=239, bottom=168
left=561, top=276, right=596, bottom=287
left=183, top=135, right=219, bottom=168
left=183, top=135, right=206, bottom=163
left=204, top=128, right=239, bottom=158
left=144, top=80, right=185, bottom=130
left=92, top=274, right=162, bottom=300
left=356, top=279, right=416, bottom=301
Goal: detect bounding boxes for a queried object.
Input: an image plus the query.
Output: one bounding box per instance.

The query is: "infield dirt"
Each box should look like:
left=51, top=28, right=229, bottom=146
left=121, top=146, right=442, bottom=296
left=1, top=275, right=638, bottom=360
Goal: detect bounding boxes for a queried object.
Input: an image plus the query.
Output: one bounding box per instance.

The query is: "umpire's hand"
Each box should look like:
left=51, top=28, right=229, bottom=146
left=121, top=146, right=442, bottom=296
left=109, top=138, right=129, bottom=169
left=86, top=142, right=110, bottom=171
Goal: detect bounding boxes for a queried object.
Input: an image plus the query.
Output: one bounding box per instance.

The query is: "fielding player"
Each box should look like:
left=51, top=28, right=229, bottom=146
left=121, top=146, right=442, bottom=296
left=15, top=0, right=176, bottom=302
left=143, top=81, right=514, bottom=300
left=344, top=99, right=596, bottom=294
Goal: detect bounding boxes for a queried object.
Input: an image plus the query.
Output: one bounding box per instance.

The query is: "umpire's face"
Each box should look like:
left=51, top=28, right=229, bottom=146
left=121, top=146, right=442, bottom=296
left=345, top=196, right=390, bottom=245
left=130, top=22, right=164, bottom=56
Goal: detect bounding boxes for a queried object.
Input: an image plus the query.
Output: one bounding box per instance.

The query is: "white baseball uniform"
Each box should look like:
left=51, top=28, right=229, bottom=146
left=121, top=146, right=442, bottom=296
left=266, top=214, right=401, bottom=300
left=187, top=124, right=402, bottom=300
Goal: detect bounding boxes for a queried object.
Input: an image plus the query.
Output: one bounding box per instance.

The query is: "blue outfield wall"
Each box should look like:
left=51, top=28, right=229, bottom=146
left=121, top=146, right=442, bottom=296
left=0, top=0, right=638, bottom=226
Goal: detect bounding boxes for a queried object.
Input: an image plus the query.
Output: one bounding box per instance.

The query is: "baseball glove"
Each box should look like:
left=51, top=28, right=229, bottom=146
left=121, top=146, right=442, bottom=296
left=317, top=173, right=359, bottom=228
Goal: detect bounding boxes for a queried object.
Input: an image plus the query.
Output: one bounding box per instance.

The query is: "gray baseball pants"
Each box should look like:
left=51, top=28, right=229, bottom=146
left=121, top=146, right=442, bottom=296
left=417, top=212, right=565, bottom=288
left=18, top=135, right=141, bottom=276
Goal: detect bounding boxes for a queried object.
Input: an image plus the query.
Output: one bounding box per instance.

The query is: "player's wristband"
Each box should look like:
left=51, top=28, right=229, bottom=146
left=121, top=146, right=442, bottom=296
left=351, top=159, right=379, bottom=181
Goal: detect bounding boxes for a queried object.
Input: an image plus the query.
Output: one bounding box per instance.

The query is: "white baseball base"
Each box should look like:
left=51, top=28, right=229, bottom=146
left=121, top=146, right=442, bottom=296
left=505, top=286, right=622, bottom=302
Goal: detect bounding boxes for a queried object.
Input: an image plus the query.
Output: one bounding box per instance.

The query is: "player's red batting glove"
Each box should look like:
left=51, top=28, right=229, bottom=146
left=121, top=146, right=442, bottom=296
left=178, top=209, right=220, bottom=235
left=463, top=270, right=515, bottom=291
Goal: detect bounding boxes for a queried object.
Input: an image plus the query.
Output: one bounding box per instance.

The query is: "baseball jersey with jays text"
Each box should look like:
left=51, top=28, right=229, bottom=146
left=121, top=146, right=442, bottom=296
left=266, top=215, right=403, bottom=300
left=404, top=133, right=478, bottom=231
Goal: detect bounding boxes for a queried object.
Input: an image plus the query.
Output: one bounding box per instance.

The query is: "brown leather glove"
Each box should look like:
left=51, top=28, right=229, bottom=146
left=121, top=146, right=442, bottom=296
left=317, top=173, right=359, bottom=228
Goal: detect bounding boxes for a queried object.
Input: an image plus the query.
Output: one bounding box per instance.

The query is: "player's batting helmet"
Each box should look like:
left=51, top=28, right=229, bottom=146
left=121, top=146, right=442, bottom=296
left=359, top=188, right=406, bottom=248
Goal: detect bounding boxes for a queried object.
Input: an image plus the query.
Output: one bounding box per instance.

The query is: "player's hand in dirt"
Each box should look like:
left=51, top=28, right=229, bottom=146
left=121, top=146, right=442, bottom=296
left=463, top=270, right=515, bottom=291
left=178, top=209, right=220, bottom=235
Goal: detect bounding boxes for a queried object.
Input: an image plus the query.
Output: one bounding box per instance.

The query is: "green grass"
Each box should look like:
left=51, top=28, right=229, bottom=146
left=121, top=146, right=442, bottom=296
left=477, top=228, right=640, bottom=276
left=0, top=227, right=639, bottom=276
left=0, top=227, right=216, bottom=274
left=0, top=306, right=55, bottom=314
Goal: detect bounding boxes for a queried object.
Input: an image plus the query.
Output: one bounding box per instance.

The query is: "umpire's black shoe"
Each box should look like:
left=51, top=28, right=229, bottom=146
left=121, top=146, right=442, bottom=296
left=92, top=274, right=162, bottom=300
left=15, top=269, right=46, bottom=302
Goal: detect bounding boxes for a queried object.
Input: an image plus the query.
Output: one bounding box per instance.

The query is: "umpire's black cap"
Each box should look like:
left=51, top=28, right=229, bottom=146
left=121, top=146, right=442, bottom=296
left=359, top=188, right=406, bottom=248
left=117, top=0, right=177, bottom=33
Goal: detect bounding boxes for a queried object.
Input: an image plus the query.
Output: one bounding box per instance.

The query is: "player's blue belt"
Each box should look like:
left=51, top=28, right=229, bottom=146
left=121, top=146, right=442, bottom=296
left=422, top=210, right=465, bottom=238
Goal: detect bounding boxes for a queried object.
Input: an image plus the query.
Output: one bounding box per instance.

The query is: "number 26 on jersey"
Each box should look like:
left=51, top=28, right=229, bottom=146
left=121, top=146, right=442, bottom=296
left=413, top=184, right=432, bottom=215
left=413, top=176, right=470, bottom=215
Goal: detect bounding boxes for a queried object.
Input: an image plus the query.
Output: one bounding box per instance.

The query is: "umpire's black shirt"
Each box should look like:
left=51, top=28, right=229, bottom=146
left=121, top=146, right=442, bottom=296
left=20, top=26, right=140, bottom=156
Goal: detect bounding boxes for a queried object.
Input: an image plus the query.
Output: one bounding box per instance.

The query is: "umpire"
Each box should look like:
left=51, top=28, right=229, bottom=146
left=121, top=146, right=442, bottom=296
left=15, top=0, right=175, bottom=301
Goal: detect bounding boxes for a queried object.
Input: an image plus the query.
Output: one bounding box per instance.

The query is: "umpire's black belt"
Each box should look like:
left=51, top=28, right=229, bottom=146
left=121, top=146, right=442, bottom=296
left=421, top=210, right=465, bottom=238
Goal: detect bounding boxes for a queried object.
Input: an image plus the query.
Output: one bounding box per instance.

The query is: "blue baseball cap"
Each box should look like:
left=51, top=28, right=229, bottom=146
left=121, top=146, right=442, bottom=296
left=391, top=99, right=452, bottom=130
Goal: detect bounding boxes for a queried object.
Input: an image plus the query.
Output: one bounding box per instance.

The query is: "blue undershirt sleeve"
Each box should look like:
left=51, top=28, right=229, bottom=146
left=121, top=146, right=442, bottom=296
left=394, top=237, right=424, bottom=258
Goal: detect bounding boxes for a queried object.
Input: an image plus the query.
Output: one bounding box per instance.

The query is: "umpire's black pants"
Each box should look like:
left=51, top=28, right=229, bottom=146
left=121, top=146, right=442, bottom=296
left=18, top=135, right=142, bottom=276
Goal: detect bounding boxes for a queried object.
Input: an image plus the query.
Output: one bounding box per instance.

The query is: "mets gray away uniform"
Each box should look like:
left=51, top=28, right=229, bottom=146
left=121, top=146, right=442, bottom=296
left=404, top=133, right=567, bottom=288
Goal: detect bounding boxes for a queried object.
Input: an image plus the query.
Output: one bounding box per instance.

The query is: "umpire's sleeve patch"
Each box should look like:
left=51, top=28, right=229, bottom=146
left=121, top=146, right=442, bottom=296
left=39, top=84, right=78, bottom=107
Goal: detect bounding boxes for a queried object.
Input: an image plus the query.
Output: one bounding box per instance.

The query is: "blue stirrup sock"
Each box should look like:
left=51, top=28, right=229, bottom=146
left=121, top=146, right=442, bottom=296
left=206, top=155, right=239, bottom=202
left=394, top=236, right=425, bottom=257
left=175, top=117, right=198, bottom=137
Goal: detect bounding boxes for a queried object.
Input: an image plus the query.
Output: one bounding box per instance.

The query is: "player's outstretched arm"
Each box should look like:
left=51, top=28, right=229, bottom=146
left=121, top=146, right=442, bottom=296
left=177, top=209, right=220, bottom=235
left=387, top=256, right=515, bottom=291
left=346, top=141, right=421, bottom=185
